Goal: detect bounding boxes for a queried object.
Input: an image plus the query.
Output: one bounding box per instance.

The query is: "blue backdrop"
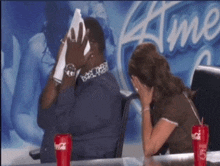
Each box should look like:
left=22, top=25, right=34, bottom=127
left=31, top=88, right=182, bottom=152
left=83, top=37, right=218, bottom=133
left=1, top=0, right=220, bottom=161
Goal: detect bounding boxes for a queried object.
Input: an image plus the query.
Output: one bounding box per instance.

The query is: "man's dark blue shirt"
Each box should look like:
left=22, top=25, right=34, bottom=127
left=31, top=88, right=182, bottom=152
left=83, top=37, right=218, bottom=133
left=37, top=70, right=122, bottom=163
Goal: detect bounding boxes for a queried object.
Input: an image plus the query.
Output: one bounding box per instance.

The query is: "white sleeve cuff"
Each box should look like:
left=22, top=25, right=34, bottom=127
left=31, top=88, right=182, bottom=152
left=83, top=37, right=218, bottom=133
left=161, top=118, right=178, bottom=126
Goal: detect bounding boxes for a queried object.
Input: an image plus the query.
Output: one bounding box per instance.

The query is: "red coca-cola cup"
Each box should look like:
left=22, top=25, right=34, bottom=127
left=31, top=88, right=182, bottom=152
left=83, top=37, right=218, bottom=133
left=192, top=124, right=209, bottom=166
left=54, top=134, right=73, bottom=166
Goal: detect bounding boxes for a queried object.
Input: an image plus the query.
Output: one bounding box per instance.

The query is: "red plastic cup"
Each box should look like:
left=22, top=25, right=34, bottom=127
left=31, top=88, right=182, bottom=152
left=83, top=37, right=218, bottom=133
left=54, top=134, right=73, bottom=166
left=192, top=125, right=209, bottom=166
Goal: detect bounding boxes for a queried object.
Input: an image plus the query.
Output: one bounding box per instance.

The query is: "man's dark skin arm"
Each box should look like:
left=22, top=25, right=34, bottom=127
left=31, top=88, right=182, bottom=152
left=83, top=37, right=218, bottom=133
left=40, top=72, right=60, bottom=109
left=40, top=33, right=68, bottom=109
left=41, top=23, right=92, bottom=109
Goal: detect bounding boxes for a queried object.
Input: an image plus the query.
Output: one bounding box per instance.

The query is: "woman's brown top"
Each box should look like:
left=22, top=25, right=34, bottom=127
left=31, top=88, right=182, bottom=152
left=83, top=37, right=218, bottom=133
left=151, top=93, right=200, bottom=154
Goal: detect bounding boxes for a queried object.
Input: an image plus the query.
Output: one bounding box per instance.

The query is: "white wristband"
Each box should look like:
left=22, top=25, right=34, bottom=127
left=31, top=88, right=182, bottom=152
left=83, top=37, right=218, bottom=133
left=142, top=106, right=150, bottom=112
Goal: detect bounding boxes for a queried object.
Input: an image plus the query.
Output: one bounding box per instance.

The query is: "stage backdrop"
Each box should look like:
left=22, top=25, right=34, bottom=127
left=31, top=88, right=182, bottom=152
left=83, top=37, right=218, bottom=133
left=1, top=1, right=220, bottom=165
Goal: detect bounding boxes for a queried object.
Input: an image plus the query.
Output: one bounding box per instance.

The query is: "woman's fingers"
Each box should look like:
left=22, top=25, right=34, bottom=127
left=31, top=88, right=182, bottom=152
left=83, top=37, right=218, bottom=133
left=132, top=76, right=153, bottom=95
left=150, top=87, right=154, bottom=95
left=131, top=80, right=137, bottom=92
left=133, top=76, right=145, bottom=91
left=131, top=76, right=154, bottom=106
left=131, top=76, right=139, bottom=91
left=136, top=77, right=143, bottom=89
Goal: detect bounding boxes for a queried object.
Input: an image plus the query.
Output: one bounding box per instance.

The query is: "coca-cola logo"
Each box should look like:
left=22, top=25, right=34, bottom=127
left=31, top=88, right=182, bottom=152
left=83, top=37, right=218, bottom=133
left=192, top=132, right=201, bottom=140
left=199, top=144, right=207, bottom=160
left=54, top=143, right=66, bottom=150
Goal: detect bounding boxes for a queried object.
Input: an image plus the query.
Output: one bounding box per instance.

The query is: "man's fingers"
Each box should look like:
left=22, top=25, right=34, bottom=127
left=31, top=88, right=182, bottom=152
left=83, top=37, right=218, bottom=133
left=67, top=37, right=71, bottom=45
left=77, top=22, right=83, bottom=44
left=82, top=29, right=90, bottom=48
left=84, top=50, right=94, bottom=64
left=71, top=28, right=76, bottom=42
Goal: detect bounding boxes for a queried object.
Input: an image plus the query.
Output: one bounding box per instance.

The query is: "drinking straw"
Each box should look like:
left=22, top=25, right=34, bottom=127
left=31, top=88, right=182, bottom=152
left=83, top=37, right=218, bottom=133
left=201, top=117, right=204, bottom=125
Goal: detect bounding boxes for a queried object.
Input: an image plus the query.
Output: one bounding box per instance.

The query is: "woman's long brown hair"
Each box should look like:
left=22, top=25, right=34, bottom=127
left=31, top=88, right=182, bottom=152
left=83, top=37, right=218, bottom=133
left=128, top=43, right=194, bottom=106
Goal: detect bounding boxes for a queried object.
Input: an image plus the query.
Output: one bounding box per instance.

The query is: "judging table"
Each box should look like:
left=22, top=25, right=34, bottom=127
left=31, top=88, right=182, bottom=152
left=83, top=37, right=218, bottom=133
left=7, top=151, right=220, bottom=166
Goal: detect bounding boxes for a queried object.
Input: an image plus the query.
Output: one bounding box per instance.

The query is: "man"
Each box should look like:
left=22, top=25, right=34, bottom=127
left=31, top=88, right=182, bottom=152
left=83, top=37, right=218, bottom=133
left=10, top=1, right=117, bottom=148
left=37, top=17, right=122, bottom=163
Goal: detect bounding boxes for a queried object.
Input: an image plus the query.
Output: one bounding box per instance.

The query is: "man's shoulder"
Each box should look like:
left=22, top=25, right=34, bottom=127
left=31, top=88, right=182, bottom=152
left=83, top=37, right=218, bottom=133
left=93, top=72, right=120, bottom=94
left=99, top=72, right=120, bottom=86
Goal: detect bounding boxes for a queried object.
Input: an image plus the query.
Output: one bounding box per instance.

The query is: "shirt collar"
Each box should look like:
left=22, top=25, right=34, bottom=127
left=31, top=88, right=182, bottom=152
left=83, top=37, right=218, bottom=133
left=80, top=62, right=109, bottom=82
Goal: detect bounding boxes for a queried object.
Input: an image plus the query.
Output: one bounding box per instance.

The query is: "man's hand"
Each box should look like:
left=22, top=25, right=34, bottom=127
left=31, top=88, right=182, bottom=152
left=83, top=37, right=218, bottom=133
left=66, top=22, right=93, bottom=70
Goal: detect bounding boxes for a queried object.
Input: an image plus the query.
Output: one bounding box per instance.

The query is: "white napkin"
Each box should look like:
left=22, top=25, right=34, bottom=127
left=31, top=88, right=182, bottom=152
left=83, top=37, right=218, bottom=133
left=207, top=151, right=220, bottom=163
left=53, top=8, right=90, bottom=83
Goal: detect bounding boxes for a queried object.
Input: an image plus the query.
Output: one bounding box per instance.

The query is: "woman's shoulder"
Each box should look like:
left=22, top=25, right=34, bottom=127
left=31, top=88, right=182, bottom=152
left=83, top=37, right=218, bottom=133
left=169, top=93, right=187, bottom=105
left=161, top=93, right=187, bottom=112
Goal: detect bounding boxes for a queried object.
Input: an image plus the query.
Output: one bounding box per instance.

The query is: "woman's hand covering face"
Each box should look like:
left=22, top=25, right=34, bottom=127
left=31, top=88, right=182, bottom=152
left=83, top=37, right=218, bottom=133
left=131, top=75, right=154, bottom=108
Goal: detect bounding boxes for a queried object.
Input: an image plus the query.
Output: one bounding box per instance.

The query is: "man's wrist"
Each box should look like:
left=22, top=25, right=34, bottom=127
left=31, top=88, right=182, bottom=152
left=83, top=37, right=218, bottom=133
left=64, top=63, right=77, bottom=77
left=60, top=74, right=76, bottom=93
left=49, top=72, right=61, bottom=87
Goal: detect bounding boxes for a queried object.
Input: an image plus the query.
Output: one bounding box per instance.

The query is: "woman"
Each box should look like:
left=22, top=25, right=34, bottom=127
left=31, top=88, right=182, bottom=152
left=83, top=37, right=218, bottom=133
left=128, top=43, right=201, bottom=157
